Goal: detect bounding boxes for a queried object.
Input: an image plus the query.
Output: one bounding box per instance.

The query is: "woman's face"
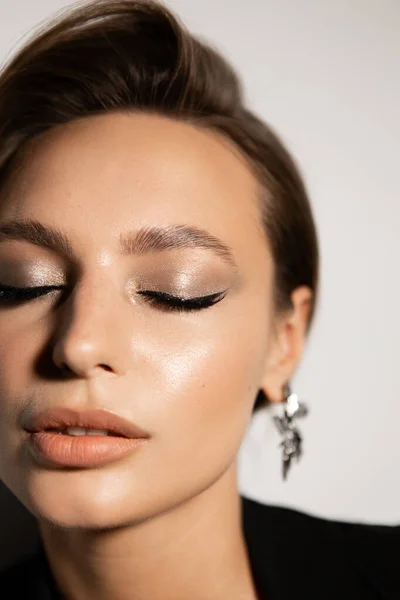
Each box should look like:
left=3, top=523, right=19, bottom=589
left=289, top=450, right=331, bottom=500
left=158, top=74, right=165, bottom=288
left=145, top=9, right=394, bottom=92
left=0, top=112, right=276, bottom=528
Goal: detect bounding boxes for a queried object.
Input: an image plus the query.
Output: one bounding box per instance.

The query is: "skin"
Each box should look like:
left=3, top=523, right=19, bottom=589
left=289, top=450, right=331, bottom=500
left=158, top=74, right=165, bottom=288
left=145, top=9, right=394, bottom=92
left=0, top=111, right=312, bottom=600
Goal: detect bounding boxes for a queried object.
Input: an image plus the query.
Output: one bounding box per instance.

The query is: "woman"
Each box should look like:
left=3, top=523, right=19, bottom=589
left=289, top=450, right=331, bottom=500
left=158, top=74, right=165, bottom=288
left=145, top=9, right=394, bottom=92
left=0, top=0, right=397, bottom=598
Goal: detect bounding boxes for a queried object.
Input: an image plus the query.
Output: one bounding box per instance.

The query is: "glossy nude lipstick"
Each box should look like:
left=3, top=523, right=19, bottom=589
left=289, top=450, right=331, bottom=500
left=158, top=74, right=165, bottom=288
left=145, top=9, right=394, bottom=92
left=24, top=407, right=150, bottom=468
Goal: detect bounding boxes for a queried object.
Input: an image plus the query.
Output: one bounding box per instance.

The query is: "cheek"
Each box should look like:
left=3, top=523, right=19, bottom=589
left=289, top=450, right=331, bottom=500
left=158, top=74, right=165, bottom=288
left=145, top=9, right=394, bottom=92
left=0, top=310, right=52, bottom=411
left=143, top=300, right=269, bottom=458
left=0, top=326, right=42, bottom=479
left=0, top=340, right=33, bottom=400
left=0, top=326, right=37, bottom=426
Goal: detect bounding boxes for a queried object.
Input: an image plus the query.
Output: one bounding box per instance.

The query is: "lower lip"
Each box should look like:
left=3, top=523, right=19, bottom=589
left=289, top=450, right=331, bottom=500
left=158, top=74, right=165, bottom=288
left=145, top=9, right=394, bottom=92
left=28, top=431, right=147, bottom=468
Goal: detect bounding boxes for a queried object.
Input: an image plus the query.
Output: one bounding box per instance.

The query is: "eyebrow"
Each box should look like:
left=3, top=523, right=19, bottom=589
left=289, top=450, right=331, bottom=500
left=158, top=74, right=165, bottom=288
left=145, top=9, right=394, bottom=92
left=0, top=219, right=239, bottom=270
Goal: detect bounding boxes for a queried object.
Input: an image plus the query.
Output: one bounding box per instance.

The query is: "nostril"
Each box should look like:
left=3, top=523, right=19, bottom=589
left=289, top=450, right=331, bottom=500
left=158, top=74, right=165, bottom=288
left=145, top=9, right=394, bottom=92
left=60, top=363, right=71, bottom=375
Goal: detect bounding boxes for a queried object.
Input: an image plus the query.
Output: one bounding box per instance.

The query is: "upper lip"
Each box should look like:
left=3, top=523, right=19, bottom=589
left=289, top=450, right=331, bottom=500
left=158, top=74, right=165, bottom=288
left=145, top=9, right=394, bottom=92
left=24, top=407, right=150, bottom=439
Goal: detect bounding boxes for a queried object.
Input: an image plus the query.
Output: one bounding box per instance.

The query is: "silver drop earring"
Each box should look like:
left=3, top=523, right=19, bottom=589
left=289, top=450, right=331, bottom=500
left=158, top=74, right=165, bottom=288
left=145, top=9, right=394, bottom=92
left=272, top=382, right=308, bottom=481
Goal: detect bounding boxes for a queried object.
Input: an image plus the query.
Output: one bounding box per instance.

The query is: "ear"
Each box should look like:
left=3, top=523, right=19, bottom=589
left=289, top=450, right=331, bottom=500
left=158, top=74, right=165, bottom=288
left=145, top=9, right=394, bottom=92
left=260, top=285, right=313, bottom=403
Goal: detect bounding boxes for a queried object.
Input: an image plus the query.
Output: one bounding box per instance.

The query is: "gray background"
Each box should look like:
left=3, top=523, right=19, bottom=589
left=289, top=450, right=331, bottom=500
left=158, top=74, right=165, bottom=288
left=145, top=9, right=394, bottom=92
left=0, top=0, right=399, bottom=571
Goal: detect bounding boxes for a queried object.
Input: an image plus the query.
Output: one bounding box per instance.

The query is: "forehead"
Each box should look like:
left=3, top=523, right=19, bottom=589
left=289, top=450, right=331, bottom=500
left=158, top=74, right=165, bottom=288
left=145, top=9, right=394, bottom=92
left=1, top=112, right=270, bottom=269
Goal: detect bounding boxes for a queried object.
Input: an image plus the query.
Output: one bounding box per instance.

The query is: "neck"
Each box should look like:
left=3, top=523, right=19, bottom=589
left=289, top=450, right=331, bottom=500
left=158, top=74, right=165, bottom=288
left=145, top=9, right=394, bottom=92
left=38, top=461, right=260, bottom=600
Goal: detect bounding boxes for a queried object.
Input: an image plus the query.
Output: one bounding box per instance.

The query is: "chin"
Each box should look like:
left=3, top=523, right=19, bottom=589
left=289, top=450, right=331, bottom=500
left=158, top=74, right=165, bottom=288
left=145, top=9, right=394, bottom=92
left=36, top=506, right=125, bottom=532
left=15, top=466, right=152, bottom=531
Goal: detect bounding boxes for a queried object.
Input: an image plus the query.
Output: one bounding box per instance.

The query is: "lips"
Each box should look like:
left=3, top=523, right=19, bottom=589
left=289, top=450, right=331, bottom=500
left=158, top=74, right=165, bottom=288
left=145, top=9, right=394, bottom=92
left=24, top=407, right=150, bottom=439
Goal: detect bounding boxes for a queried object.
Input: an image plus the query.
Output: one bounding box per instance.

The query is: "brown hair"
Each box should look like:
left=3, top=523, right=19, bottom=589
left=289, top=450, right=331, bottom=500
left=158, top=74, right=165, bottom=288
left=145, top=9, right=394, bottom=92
left=0, top=0, right=319, bottom=412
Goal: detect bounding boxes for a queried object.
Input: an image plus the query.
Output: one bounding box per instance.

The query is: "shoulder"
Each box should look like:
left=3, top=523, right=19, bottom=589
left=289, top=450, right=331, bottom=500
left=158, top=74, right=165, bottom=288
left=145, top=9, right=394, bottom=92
left=241, top=494, right=399, bottom=599
left=242, top=492, right=399, bottom=532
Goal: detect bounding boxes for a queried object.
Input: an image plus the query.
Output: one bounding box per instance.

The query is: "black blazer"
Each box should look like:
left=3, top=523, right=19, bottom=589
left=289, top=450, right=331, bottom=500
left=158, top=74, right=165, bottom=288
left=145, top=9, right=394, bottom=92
left=1, top=494, right=398, bottom=599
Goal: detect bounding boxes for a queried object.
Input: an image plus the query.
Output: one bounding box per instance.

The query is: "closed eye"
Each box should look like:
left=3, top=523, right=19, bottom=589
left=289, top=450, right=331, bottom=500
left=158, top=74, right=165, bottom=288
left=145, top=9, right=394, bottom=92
left=0, top=284, right=227, bottom=312
left=138, top=290, right=227, bottom=312
left=0, top=284, right=59, bottom=302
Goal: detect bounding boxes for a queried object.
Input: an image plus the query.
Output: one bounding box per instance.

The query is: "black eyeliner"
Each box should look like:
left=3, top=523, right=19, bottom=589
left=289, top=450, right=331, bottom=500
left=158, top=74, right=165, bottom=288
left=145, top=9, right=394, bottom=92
left=0, top=283, right=61, bottom=300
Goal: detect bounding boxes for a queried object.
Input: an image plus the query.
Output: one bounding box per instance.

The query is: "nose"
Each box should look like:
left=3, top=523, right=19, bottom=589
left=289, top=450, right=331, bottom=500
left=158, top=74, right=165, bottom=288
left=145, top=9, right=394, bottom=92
left=51, top=277, right=133, bottom=379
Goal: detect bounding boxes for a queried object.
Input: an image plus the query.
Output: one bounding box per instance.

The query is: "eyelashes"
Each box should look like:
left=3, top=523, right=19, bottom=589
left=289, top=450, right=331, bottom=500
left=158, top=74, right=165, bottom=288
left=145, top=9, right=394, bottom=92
left=0, top=284, right=226, bottom=313
left=140, top=290, right=226, bottom=311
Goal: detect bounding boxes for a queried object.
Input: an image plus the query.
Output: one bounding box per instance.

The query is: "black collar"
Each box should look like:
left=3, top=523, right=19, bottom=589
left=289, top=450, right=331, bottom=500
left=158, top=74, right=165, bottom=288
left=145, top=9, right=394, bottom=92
left=241, top=494, right=398, bottom=599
